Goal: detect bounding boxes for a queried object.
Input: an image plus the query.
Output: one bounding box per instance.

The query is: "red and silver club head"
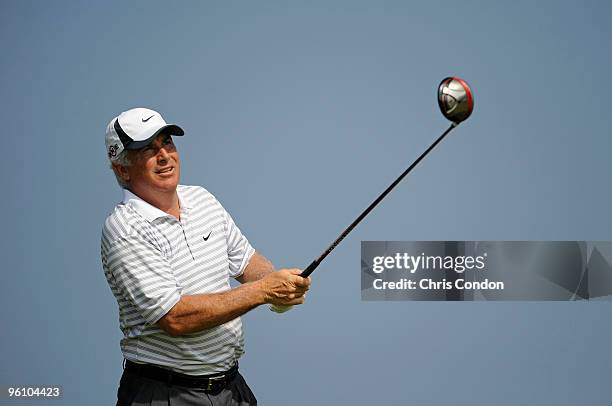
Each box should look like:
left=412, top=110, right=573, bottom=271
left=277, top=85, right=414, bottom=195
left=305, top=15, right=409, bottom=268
left=438, top=77, right=474, bottom=124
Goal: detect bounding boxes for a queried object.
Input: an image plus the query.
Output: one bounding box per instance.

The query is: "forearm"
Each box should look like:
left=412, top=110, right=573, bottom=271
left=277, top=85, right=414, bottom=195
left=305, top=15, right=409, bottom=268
left=237, top=252, right=275, bottom=283
left=157, top=254, right=310, bottom=335
left=158, top=281, right=265, bottom=336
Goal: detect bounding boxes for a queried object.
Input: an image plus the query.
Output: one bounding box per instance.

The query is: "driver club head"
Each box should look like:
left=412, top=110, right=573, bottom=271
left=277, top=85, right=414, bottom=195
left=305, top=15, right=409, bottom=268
left=438, top=77, right=474, bottom=124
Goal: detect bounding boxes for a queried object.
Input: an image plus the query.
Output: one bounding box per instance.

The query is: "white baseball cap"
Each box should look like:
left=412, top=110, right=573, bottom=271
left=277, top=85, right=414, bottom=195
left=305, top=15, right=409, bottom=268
left=105, top=107, right=184, bottom=161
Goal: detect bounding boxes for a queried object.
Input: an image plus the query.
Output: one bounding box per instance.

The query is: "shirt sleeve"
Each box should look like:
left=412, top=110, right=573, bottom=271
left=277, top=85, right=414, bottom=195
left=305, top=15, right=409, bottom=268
left=105, top=236, right=181, bottom=325
left=223, top=209, right=255, bottom=278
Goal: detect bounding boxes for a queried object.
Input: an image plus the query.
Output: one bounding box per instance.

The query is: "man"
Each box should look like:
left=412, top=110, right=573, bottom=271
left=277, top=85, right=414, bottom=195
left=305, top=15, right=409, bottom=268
left=101, top=107, right=310, bottom=405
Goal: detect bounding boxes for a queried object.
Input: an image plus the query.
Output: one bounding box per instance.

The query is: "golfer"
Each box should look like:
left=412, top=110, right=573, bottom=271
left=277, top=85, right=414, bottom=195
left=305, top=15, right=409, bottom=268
left=101, top=107, right=310, bottom=405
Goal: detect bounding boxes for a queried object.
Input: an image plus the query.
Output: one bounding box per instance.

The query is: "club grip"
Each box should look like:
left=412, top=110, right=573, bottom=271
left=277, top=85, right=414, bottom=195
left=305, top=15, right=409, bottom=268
left=269, top=261, right=317, bottom=313
left=300, top=260, right=319, bottom=278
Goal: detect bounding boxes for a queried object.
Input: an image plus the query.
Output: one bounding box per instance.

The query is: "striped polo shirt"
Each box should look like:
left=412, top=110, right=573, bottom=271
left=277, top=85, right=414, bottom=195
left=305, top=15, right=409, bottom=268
left=101, top=185, right=255, bottom=375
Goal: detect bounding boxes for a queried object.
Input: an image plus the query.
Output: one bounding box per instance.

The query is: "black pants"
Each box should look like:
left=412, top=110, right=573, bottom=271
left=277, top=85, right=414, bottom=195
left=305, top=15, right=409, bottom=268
left=116, top=368, right=258, bottom=406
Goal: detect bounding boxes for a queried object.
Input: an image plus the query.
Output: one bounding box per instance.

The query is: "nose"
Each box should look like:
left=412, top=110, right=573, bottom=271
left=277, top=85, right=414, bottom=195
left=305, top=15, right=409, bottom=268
left=157, top=145, right=171, bottom=161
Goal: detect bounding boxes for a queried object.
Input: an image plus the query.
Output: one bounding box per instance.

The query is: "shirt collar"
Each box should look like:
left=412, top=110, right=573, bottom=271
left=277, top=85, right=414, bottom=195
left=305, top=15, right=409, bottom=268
left=122, top=187, right=192, bottom=222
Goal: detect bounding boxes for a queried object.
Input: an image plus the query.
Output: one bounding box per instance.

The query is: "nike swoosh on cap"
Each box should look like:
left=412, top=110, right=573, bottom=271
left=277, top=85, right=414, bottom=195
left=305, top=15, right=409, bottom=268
left=142, top=115, right=155, bottom=122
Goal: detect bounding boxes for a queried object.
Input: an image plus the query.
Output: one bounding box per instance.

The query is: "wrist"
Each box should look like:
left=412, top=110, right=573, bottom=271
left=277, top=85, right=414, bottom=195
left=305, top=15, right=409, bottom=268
left=250, top=278, right=269, bottom=305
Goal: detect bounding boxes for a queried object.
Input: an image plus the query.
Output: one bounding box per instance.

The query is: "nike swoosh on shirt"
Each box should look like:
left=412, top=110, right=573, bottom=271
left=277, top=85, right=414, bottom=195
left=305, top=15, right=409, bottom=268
left=203, top=231, right=212, bottom=241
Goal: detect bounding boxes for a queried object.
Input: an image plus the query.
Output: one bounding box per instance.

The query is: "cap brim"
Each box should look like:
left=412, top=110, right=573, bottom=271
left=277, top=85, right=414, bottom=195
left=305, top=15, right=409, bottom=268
left=125, top=124, right=185, bottom=150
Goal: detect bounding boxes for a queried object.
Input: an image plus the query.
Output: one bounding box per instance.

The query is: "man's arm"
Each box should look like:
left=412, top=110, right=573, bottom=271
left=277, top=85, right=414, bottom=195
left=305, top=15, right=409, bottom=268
left=237, top=252, right=275, bottom=283
left=157, top=258, right=309, bottom=336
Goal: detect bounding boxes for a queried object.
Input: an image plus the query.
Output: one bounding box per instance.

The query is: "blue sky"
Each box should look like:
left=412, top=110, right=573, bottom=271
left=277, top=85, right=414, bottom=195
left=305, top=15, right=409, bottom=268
left=1, top=1, right=611, bottom=405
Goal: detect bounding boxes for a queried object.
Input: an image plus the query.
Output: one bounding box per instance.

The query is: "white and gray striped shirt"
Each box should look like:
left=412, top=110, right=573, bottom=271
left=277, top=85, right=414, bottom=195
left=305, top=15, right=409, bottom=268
left=101, top=185, right=255, bottom=375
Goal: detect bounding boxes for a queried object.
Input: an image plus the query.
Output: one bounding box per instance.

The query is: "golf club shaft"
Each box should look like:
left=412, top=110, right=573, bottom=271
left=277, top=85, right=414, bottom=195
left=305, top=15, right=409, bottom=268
left=300, top=122, right=458, bottom=278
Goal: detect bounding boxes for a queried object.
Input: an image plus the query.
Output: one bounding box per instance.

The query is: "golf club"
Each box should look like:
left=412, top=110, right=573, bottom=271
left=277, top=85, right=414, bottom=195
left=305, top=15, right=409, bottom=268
left=270, top=77, right=473, bottom=312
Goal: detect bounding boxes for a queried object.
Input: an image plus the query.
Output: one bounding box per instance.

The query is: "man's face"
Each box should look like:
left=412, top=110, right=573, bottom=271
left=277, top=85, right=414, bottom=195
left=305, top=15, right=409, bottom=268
left=121, top=133, right=180, bottom=194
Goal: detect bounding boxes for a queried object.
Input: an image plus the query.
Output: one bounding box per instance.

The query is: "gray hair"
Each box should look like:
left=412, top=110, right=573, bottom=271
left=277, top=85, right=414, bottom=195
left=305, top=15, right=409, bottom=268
left=110, top=150, right=131, bottom=188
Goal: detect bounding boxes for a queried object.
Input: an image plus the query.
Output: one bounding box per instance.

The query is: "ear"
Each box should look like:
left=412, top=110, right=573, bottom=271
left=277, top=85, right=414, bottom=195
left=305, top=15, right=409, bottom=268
left=112, top=162, right=130, bottom=184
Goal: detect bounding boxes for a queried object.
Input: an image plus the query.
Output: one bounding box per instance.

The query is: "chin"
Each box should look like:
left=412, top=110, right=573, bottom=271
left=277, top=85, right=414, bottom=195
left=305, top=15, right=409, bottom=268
left=153, top=176, right=179, bottom=192
left=161, top=180, right=179, bottom=191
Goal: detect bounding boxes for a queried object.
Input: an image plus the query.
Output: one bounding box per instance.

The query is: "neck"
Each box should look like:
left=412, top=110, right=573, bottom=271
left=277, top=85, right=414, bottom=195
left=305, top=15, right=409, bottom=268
left=129, top=187, right=181, bottom=219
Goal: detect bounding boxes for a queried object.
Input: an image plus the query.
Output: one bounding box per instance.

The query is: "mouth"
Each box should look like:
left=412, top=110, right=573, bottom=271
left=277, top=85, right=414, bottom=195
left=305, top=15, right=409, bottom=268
left=155, top=166, right=175, bottom=176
